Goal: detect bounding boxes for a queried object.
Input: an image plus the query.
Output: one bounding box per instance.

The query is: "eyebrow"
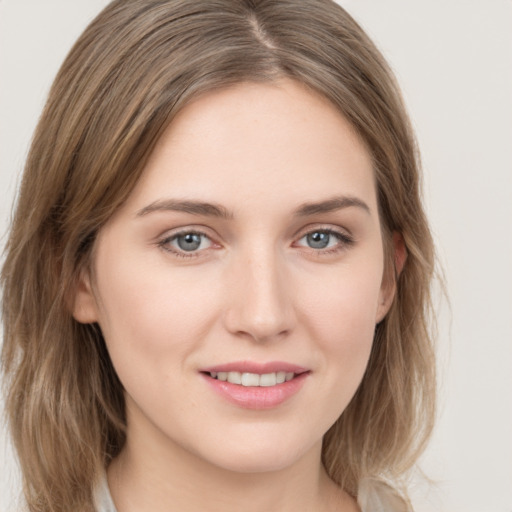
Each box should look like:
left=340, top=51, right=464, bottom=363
left=136, top=195, right=370, bottom=219
left=136, top=199, right=233, bottom=219
left=293, top=196, right=371, bottom=216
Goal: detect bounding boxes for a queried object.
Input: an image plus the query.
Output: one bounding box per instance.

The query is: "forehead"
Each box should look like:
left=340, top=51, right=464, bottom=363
left=125, top=79, right=377, bottom=215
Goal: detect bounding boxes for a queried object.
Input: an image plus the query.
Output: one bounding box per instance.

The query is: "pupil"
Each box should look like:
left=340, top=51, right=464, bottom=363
left=177, top=233, right=201, bottom=251
left=307, top=232, right=329, bottom=249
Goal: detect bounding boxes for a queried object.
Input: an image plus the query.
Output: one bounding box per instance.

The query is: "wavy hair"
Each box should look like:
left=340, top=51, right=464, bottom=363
left=1, top=1, right=436, bottom=510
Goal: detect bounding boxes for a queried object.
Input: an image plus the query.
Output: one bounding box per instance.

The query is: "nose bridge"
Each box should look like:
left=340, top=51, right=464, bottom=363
left=224, top=241, right=295, bottom=342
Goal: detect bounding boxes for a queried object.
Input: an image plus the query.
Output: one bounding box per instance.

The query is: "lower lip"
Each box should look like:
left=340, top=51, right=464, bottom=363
left=201, top=373, right=309, bottom=410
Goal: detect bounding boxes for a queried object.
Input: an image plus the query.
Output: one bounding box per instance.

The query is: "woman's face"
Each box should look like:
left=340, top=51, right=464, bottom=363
left=74, top=79, right=395, bottom=474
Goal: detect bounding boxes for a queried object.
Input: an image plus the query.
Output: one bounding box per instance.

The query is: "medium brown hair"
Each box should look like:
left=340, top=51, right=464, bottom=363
left=1, top=1, right=436, bottom=510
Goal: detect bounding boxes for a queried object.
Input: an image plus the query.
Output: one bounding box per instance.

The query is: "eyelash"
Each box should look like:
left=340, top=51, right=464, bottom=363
left=157, top=229, right=215, bottom=259
left=157, top=227, right=354, bottom=259
left=295, top=228, right=354, bottom=255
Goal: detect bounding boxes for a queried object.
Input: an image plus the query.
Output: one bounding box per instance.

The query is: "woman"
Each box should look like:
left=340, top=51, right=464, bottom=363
left=1, top=1, right=436, bottom=511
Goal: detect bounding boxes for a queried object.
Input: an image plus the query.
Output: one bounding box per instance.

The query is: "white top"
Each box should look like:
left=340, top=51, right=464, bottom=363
left=94, top=474, right=117, bottom=512
left=94, top=474, right=409, bottom=512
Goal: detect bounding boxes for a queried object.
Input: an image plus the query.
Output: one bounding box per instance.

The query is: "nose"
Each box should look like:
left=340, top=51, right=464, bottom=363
left=223, top=246, right=296, bottom=343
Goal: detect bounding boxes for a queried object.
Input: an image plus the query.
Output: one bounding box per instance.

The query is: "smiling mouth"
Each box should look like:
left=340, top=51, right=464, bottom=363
left=206, top=371, right=297, bottom=387
left=201, top=367, right=309, bottom=408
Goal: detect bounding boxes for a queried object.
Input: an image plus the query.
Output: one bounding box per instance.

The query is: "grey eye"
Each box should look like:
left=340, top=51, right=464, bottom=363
left=305, top=231, right=333, bottom=249
left=175, top=233, right=205, bottom=251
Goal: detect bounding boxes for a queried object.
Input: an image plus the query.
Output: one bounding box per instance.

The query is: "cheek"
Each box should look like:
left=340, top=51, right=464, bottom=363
left=316, top=289, right=376, bottom=381
left=299, top=261, right=382, bottom=347
left=281, top=263, right=382, bottom=438
left=93, top=246, right=222, bottom=379
left=295, top=259, right=383, bottom=394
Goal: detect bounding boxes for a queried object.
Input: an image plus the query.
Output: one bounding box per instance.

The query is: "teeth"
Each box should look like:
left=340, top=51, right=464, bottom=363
left=241, top=372, right=260, bottom=386
left=209, top=371, right=296, bottom=386
left=227, top=371, right=242, bottom=384
left=259, top=373, right=277, bottom=387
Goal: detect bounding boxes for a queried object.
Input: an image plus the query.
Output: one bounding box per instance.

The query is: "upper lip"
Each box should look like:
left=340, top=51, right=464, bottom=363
left=200, top=361, right=308, bottom=374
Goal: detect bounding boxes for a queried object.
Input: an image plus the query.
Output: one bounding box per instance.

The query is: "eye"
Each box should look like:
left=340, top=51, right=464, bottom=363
left=296, top=229, right=353, bottom=252
left=301, top=231, right=335, bottom=249
left=160, top=231, right=213, bottom=255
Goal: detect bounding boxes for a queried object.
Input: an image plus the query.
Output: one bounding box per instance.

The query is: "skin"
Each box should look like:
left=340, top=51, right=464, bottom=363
left=74, top=79, right=399, bottom=512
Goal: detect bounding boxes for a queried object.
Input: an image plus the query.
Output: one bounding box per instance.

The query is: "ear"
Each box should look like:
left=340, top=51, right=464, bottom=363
left=376, top=231, right=407, bottom=323
left=71, top=269, right=100, bottom=324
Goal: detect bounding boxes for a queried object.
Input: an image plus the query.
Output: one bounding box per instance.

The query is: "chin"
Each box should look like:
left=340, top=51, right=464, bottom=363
left=210, top=454, right=301, bottom=475
left=191, top=432, right=319, bottom=475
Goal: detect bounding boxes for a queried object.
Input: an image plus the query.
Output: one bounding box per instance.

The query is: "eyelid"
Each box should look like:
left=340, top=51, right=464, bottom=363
left=292, top=225, right=355, bottom=252
left=157, top=226, right=221, bottom=258
left=293, top=223, right=353, bottom=241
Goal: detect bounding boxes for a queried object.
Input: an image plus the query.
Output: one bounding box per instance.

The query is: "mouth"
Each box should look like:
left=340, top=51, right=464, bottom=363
left=204, top=371, right=299, bottom=387
left=200, top=363, right=309, bottom=409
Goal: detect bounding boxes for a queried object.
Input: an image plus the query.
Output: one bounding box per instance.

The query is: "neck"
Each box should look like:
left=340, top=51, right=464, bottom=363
left=107, top=415, right=356, bottom=512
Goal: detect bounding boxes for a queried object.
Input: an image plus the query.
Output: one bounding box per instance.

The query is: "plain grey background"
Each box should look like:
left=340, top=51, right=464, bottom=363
left=1, top=1, right=511, bottom=511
